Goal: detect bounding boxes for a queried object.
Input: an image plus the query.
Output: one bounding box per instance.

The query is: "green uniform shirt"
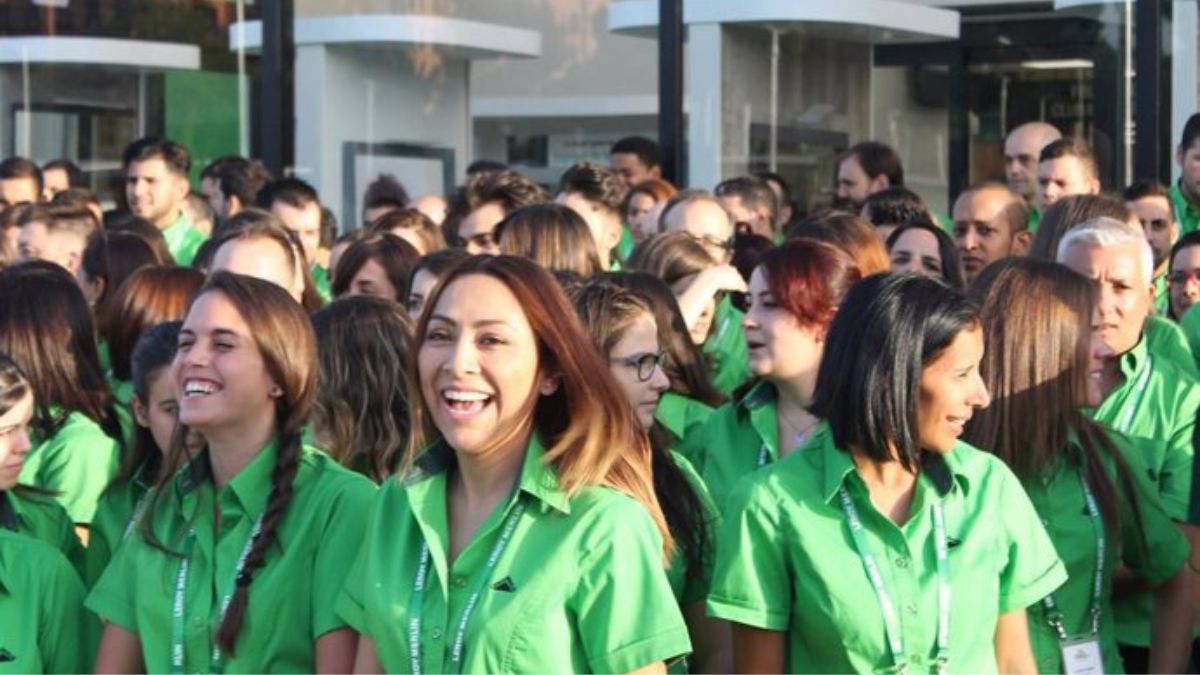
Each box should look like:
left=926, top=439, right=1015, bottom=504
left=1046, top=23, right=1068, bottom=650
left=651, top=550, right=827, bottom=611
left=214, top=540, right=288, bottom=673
left=1090, top=334, right=1200, bottom=646
left=19, top=411, right=121, bottom=524
left=0, top=489, right=84, bottom=574
left=617, top=223, right=636, bottom=262
left=656, top=392, right=716, bottom=452
left=0, top=530, right=93, bottom=674
left=1169, top=182, right=1200, bottom=235
left=681, top=381, right=778, bottom=513
left=107, top=375, right=137, bottom=450
left=1023, top=439, right=1189, bottom=674
left=1153, top=274, right=1170, bottom=316
left=335, top=437, right=692, bottom=674
left=708, top=425, right=1067, bottom=674
left=1144, top=315, right=1199, bottom=379
left=702, top=296, right=751, bottom=396
left=86, top=440, right=377, bottom=673
left=1179, top=303, right=1200, bottom=373
left=1028, top=206, right=1042, bottom=234
left=83, top=471, right=152, bottom=588
left=163, top=211, right=207, bottom=267
left=311, top=263, right=332, bottom=302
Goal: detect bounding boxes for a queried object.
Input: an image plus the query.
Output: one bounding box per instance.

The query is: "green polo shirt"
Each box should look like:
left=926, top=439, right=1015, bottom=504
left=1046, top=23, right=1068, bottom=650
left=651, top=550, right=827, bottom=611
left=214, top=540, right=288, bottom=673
left=680, top=381, right=777, bottom=513
left=1023, top=439, right=1189, bottom=674
left=19, top=411, right=121, bottom=525
left=1153, top=274, right=1170, bottom=316
left=311, top=263, right=332, bottom=302
left=0, top=530, right=93, bottom=674
left=1090, top=334, right=1200, bottom=646
left=0, top=489, right=84, bottom=575
left=618, top=224, right=636, bottom=263
left=86, top=440, right=377, bottom=673
left=107, top=375, right=137, bottom=449
left=1144, top=315, right=1199, bottom=379
left=703, top=296, right=751, bottom=396
left=1028, top=206, right=1042, bottom=234
left=83, top=469, right=152, bottom=588
left=656, top=392, right=716, bottom=453
left=708, top=425, right=1067, bottom=674
left=162, top=211, right=207, bottom=267
left=335, top=437, right=692, bottom=674
left=1169, top=182, right=1200, bottom=235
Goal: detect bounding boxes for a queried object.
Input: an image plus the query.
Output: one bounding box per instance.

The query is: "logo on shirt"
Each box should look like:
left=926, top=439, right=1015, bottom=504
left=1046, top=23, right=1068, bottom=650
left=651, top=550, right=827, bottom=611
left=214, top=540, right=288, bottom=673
left=492, top=576, right=516, bottom=592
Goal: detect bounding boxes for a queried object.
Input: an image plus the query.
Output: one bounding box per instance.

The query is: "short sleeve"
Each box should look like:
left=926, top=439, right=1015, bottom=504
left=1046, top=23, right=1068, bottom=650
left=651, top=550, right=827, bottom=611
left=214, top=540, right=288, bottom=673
left=333, top=527, right=370, bottom=635
left=1118, top=448, right=1190, bottom=585
left=38, top=548, right=95, bottom=674
left=32, top=427, right=119, bottom=524
left=84, top=531, right=140, bottom=632
left=310, top=473, right=377, bottom=638
left=995, top=467, right=1068, bottom=612
left=570, top=495, right=692, bottom=674
left=706, top=475, right=791, bottom=630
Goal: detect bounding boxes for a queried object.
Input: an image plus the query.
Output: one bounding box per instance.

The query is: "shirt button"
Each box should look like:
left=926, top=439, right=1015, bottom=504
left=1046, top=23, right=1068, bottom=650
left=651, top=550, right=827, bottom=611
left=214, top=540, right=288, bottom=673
left=910, top=654, right=925, bottom=665
left=894, top=557, right=909, bottom=568
left=452, top=576, right=467, bottom=589
left=905, top=602, right=918, bottom=615
left=430, top=628, right=443, bottom=639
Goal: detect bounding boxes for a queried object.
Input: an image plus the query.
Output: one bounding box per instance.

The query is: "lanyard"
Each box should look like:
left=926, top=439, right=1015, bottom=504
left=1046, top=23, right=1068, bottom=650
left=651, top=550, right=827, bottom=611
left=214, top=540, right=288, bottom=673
left=839, top=487, right=951, bottom=675
left=1042, top=477, right=1105, bottom=640
left=122, top=493, right=151, bottom=540
left=1115, top=354, right=1153, bottom=435
left=408, top=500, right=526, bottom=675
left=170, top=515, right=264, bottom=674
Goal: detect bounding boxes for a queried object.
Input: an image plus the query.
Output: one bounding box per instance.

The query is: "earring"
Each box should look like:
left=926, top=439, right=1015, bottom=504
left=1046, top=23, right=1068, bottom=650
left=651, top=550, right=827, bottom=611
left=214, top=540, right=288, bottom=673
left=270, top=386, right=283, bottom=397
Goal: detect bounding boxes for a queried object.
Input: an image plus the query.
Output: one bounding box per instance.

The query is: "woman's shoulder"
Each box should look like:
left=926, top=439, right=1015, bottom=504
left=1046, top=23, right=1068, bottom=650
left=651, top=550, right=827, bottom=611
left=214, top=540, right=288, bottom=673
left=296, top=444, right=380, bottom=503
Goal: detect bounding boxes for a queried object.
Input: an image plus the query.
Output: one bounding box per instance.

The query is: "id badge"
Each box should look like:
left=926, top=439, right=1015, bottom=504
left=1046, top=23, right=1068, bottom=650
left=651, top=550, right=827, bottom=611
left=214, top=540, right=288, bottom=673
left=1060, top=636, right=1104, bottom=675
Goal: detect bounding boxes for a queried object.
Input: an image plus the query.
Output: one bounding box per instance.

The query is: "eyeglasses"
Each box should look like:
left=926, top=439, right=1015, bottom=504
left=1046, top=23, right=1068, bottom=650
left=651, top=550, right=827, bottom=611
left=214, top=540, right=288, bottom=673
left=1168, top=269, right=1200, bottom=285
left=611, top=350, right=666, bottom=382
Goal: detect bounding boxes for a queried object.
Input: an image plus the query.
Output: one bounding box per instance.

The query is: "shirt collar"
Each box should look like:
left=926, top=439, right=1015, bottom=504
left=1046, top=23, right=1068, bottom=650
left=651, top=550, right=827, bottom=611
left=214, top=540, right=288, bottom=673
left=737, top=380, right=777, bottom=414
left=177, top=439, right=279, bottom=521
left=406, top=435, right=571, bottom=515
left=1117, top=332, right=1150, bottom=381
left=817, top=425, right=970, bottom=503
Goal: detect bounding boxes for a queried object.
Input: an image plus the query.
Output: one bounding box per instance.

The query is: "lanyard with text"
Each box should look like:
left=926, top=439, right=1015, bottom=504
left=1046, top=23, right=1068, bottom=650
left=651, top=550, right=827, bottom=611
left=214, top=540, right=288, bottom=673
left=1042, top=477, right=1105, bottom=640
left=169, top=514, right=264, bottom=675
left=839, top=487, right=951, bottom=675
left=408, top=499, right=527, bottom=675
left=1116, top=355, right=1153, bottom=435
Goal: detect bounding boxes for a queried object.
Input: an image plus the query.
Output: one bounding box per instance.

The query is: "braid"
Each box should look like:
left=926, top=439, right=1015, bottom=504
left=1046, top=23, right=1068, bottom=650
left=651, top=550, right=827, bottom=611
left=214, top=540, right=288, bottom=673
left=215, top=426, right=303, bottom=655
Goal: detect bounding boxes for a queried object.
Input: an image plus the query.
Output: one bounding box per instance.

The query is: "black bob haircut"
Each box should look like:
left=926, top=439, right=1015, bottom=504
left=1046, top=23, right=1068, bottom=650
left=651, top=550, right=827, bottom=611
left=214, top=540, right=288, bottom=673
left=811, top=273, right=979, bottom=471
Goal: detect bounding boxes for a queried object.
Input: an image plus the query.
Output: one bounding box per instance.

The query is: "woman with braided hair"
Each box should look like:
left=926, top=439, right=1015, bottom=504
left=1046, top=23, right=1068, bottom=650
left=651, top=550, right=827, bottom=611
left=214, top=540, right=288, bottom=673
left=87, top=271, right=377, bottom=672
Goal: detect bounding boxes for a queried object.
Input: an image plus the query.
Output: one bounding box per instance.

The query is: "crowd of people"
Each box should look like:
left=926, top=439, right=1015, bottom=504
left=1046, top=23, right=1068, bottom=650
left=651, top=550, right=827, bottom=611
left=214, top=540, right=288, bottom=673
left=0, top=114, right=1199, bottom=674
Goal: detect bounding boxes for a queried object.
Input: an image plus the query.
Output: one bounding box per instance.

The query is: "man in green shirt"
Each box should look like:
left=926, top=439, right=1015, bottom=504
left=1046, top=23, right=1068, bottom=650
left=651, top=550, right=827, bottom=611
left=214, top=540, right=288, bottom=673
left=1170, top=113, right=1200, bottom=234
left=1057, top=217, right=1200, bottom=657
left=123, top=137, right=206, bottom=266
left=259, top=177, right=331, bottom=297
left=1124, top=180, right=1179, bottom=315
left=952, top=182, right=1032, bottom=283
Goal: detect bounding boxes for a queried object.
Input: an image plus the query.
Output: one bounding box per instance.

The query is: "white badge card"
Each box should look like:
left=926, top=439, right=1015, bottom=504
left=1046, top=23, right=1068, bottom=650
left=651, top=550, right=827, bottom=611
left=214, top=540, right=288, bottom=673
left=1061, top=637, right=1104, bottom=675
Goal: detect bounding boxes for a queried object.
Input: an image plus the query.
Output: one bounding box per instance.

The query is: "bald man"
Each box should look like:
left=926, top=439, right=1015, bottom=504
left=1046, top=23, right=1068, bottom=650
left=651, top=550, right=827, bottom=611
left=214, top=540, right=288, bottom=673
left=1005, top=122, right=1062, bottom=203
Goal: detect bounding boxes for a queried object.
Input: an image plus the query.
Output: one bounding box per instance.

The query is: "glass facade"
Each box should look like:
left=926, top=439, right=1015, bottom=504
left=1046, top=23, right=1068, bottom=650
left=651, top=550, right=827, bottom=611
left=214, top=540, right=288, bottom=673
left=0, top=0, right=1186, bottom=218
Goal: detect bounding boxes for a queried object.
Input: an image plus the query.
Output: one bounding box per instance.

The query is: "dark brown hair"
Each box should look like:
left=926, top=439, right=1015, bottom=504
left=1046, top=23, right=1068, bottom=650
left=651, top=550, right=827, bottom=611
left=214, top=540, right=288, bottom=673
left=497, top=203, right=603, bottom=278
left=1028, top=194, right=1132, bottom=261
left=330, top=232, right=420, bottom=302
left=369, top=208, right=444, bottom=254
left=312, top=296, right=413, bottom=481
left=786, top=210, right=891, bottom=276
left=100, top=267, right=204, bottom=381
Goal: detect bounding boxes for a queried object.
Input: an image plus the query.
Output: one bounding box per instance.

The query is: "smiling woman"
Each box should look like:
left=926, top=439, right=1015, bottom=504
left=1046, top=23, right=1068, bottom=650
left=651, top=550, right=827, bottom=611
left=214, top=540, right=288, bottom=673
left=86, top=272, right=377, bottom=674
left=337, top=255, right=692, bottom=674
left=709, top=273, right=1067, bottom=674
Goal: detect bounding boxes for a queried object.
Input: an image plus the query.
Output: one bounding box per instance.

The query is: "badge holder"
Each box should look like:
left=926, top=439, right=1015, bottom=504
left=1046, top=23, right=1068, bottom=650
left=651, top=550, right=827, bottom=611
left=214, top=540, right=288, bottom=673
left=1059, top=636, right=1104, bottom=675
